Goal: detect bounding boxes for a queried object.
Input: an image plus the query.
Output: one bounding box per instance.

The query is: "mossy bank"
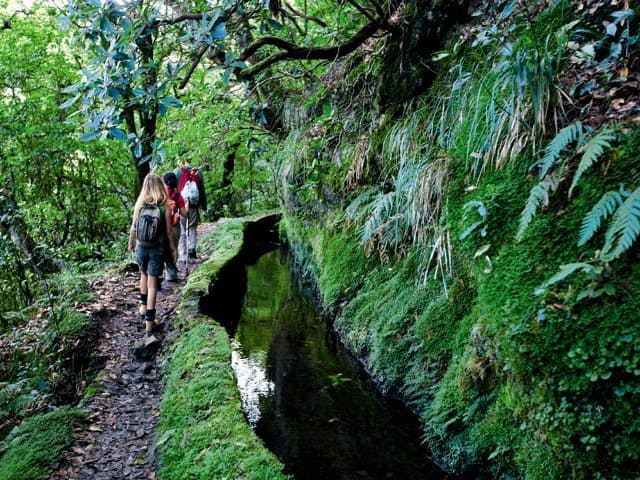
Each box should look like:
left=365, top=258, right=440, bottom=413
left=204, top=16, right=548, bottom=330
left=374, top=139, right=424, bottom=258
left=158, top=216, right=288, bottom=480
left=273, top=2, right=640, bottom=478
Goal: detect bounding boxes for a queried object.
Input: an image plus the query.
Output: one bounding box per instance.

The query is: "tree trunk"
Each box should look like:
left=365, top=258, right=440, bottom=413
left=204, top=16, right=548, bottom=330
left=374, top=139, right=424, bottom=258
left=221, top=147, right=237, bottom=191
left=0, top=188, right=59, bottom=275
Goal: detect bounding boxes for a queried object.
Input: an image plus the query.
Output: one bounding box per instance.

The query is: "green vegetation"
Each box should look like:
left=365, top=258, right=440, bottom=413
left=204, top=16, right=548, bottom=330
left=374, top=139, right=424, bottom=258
left=275, top=2, right=640, bottom=478
left=159, top=219, right=288, bottom=479
left=1, top=0, right=639, bottom=478
left=0, top=407, right=84, bottom=480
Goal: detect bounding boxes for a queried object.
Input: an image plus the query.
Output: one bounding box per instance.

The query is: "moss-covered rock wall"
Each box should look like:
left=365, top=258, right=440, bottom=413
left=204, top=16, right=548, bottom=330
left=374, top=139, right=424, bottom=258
left=273, top=2, right=640, bottom=478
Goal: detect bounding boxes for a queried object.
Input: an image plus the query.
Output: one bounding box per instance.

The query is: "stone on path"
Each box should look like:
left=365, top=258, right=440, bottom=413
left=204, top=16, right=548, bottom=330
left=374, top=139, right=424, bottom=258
left=132, top=334, right=161, bottom=361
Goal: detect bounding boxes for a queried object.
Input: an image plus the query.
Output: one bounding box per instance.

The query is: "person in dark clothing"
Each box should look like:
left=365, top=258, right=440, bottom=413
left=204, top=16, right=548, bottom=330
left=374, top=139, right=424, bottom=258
left=162, top=172, right=188, bottom=281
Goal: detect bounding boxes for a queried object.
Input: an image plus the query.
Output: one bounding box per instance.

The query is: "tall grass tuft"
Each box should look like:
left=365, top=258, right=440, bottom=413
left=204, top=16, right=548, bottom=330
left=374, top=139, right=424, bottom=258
left=344, top=3, right=576, bottom=290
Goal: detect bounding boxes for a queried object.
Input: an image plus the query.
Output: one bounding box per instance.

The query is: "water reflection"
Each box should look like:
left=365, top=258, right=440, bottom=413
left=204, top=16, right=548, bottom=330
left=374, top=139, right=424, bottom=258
left=230, top=341, right=274, bottom=427
left=228, top=250, right=449, bottom=480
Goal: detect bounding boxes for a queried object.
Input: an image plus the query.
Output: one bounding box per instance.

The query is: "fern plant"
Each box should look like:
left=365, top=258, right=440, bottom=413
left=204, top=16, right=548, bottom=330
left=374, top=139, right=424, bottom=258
left=601, top=186, right=640, bottom=261
left=577, top=189, right=624, bottom=246
left=534, top=121, right=583, bottom=178
left=536, top=185, right=640, bottom=300
left=516, top=173, right=562, bottom=240
left=569, top=126, right=617, bottom=196
left=518, top=124, right=617, bottom=240
left=459, top=200, right=488, bottom=240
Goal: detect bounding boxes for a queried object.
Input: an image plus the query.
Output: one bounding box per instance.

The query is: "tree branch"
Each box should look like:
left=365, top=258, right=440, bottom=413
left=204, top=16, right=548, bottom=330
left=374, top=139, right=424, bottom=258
left=345, top=0, right=378, bottom=26
left=179, top=44, right=210, bottom=89
left=282, top=2, right=328, bottom=28
left=237, top=21, right=381, bottom=78
left=153, top=13, right=210, bottom=27
left=1, top=9, right=33, bottom=30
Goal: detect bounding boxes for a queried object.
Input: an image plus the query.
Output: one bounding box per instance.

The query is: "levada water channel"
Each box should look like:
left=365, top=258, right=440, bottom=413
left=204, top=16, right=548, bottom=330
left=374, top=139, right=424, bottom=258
left=200, top=227, right=459, bottom=480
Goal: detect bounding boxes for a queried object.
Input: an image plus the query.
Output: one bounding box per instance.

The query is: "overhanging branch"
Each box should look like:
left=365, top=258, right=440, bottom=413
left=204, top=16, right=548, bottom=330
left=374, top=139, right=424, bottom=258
left=152, top=13, right=210, bottom=27
left=282, top=2, right=328, bottom=28
left=237, top=21, right=382, bottom=78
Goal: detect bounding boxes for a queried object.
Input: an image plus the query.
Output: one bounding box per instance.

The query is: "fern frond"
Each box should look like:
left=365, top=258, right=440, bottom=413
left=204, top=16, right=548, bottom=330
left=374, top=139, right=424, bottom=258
left=517, top=178, right=554, bottom=240
left=345, top=187, right=382, bottom=227
left=577, top=190, right=624, bottom=246
left=601, top=186, right=640, bottom=261
left=535, top=121, right=583, bottom=178
left=537, top=262, right=598, bottom=293
left=569, top=127, right=616, bottom=196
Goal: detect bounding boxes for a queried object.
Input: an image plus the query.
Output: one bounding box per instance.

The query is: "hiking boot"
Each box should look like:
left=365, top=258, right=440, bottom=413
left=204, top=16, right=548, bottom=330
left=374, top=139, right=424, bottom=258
left=151, top=321, right=164, bottom=333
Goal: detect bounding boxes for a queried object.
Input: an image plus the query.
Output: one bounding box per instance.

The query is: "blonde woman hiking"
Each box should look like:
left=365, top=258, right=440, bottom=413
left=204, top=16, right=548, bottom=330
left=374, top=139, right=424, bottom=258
left=128, top=173, right=177, bottom=334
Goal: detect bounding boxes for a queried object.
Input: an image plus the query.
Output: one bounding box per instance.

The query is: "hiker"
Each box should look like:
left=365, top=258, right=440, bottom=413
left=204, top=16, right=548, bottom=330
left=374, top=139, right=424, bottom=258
left=174, top=160, right=207, bottom=261
left=162, top=171, right=188, bottom=282
left=128, top=173, right=177, bottom=334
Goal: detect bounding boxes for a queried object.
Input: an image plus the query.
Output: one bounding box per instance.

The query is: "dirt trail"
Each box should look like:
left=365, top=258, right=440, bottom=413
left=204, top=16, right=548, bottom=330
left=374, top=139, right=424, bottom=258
left=50, top=223, right=216, bottom=480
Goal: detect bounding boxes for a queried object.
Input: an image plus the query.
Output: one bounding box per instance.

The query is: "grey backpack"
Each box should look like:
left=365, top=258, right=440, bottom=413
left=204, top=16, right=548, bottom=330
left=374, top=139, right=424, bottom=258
left=136, top=203, right=163, bottom=247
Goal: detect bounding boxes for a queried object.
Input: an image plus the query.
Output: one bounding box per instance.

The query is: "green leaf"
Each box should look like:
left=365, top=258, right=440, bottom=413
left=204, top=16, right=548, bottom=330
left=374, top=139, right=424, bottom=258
left=211, top=22, right=226, bottom=40
left=474, top=244, right=491, bottom=258
left=109, top=128, right=127, bottom=140
left=517, top=177, right=555, bottom=240
left=79, top=131, right=98, bottom=142
left=534, top=122, right=583, bottom=178
left=431, top=51, right=450, bottom=62
left=569, top=127, right=616, bottom=195
left=578, top=190, right=624, bottom=246
left=267, top=19, right=282, bottom=30
left=601, top=186, right=640, bottom=261
left=60, top=95, right=80, bottom=109
left=459, top=221, right=482, bottom=240
left=538, top=262, right=597, bottom=293
left=160, top=97, right=182, bottom=108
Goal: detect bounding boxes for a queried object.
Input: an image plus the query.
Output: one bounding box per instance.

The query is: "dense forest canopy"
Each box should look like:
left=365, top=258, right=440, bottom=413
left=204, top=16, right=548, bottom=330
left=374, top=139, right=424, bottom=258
left=1, top=0, right=639, bottom=478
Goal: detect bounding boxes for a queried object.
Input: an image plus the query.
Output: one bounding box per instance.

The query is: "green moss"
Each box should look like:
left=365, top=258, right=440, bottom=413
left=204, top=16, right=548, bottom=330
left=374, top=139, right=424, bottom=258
left=0, top=407, right=83, bottom=480
left=54, top=310, right=91, bottom=337
left=159, top=217, right=288, bottom=480
left=281, top=122, right=640, bottom=479
left=159, top=323, right=287, bottom=480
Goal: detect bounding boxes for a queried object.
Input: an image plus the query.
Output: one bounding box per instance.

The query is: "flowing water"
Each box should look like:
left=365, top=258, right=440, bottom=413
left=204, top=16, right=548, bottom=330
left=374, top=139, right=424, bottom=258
left=203, top=248, right=452, bottom=480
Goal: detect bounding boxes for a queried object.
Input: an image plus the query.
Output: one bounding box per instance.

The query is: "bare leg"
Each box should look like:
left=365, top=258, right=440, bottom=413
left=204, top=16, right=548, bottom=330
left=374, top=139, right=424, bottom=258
left=145, top=275, right=158, bottom=332
left=146, top=275, right=158, bottom=310
left=139, top=272, right=148, bottom=315
left=140, top=272, right=148, bottom=295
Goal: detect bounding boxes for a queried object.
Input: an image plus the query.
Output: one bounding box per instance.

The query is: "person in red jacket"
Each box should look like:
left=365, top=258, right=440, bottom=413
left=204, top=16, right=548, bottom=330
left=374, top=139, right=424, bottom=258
left=174, top=160, right=207, bottom=261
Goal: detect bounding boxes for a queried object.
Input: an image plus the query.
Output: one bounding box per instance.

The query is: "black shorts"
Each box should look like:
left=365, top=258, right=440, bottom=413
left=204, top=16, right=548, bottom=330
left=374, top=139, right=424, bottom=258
left=135, top=244, right=164, bottom=277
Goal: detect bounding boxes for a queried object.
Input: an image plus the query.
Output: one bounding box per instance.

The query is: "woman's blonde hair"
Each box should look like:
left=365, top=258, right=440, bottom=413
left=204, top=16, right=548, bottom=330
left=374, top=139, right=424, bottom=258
left=133, top=173, right=168, bottom=220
